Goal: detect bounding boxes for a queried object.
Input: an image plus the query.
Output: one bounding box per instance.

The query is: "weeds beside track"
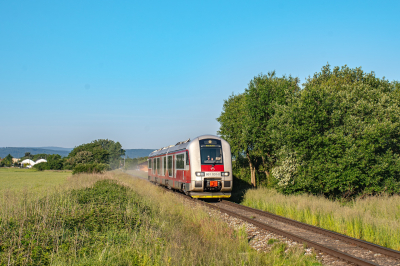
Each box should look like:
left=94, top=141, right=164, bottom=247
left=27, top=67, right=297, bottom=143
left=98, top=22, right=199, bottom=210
left=241, top=187, right=400, bottom=251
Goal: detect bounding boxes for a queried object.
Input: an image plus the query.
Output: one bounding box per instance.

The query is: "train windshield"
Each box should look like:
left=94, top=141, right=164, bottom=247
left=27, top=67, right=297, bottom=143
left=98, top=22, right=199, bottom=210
left=200, top=139, right=223, bottom=165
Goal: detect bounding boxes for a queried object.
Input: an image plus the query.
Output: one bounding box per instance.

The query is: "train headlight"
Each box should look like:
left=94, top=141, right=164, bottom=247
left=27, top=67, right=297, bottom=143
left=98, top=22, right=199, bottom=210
left=195, top=172, right=205, bottom=177
left=221, top=172, right=230, bottom=176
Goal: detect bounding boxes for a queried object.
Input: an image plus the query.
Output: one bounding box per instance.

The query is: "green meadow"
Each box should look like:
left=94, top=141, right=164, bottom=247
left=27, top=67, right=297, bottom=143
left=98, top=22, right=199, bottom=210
left=0, top=168, right=70, bottom=192
left=0, top=170, right=321, bottom=266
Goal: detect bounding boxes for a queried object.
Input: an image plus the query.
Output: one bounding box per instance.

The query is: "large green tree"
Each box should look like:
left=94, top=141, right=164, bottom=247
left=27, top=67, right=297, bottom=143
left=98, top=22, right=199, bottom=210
left=245, top=72, right=300, bottom=185
left=66, top=139, right=125, bottom=170
left=217, top=73, right=299, bottom=187
left=270, top=64, right=400, bottom=197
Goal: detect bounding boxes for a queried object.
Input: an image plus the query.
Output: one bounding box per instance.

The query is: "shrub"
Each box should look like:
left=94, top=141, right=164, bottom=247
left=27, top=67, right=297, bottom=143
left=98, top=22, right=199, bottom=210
left=72, top=163, right=110, bottom=175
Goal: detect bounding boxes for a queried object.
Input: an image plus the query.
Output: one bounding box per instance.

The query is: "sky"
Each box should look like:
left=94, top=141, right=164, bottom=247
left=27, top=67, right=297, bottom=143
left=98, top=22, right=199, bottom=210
left=1, top=0, right=399, bottom=149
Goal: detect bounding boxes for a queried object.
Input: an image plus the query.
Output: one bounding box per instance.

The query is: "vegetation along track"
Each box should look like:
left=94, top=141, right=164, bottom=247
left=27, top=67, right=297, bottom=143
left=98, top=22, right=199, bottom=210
left=207, top=200, right=400, bottom=266
left=150, top=179, right=400, bottom=266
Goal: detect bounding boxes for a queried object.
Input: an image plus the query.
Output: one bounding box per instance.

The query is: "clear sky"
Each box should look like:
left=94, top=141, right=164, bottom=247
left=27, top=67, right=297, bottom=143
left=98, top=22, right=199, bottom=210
left=1, top=0, right=399, bottom=149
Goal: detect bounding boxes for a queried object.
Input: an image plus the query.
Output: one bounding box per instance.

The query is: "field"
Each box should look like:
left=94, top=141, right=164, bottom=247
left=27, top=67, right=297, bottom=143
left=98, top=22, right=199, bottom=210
left=242, top=187, right=400, bottom=251
left=0, top=168, right=70, bottom=192
left=0, top=170, right=321, bottom=265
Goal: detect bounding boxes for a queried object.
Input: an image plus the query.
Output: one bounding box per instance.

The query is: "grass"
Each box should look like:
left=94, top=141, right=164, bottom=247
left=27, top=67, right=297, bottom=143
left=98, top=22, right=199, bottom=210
left=0, top=170, right=321, bottom=266
left=241, top=187, right=400, bottom=251
left=0, top=168, right=70, bottom=192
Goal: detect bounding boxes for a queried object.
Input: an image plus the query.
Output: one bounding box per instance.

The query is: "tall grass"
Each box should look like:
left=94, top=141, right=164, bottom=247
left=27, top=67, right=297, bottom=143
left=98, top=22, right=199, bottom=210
left=0, top=171, right=321, bottom=265
left=242, top=187, right=400, bottom=251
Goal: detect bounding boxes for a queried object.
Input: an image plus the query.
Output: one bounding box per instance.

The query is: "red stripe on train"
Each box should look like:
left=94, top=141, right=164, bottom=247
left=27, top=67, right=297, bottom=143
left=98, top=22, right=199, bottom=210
left=201, top=165, right=224, bottom=172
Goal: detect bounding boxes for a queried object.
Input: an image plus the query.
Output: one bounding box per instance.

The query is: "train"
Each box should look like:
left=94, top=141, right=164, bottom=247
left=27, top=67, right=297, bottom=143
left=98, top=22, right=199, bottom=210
left=147, top=135, right=232, bottom=198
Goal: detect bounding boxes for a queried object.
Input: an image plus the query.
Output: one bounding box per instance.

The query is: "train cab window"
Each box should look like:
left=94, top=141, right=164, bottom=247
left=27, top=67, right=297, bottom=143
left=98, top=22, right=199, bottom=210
left=163, top=156, right=166, bottom=176
left=186, top=151, right=189, bottom=165
left=176, top=154, right=184, bottom=169
left=200, top=139, right=223, bottom=165
left=167, top=155, right=173, bottom=177
left=148, top=159, right=151, bottom=169
left=152, top=159, right=155, bottom=174
left=156, top=157, right=160, bottom=175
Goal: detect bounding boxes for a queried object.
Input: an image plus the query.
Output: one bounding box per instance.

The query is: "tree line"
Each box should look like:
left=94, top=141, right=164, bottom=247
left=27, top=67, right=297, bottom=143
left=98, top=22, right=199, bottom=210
left=1, top=139, right=126, bottom=174
left=217, top=64, right=400, bottom=198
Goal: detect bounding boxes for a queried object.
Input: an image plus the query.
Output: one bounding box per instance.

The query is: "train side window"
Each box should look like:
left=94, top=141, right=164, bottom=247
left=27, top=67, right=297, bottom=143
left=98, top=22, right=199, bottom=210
left=156, top=157, right=160, bottom=175
left=163, top=156, right=166, bottom=176
left=186, top=151, right=189, bottom=165
left=176, top=154, right=184, bottom=169
left=152, top=159, right=155, bottom=174
left=148, top=159, right=151, bottom=169
left=168, top=155, right=173, bottom=177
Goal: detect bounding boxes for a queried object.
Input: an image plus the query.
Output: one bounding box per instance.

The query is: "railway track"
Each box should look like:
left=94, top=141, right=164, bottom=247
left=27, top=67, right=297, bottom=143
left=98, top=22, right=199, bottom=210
left=155, top=184, right=400, bottom=266
left=131, top=171, right=400, bottom=266
left=205, top=200, right=400, bottom=266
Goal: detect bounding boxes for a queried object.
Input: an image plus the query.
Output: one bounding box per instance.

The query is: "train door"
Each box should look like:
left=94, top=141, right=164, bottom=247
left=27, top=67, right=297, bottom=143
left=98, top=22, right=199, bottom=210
left=162, top=156, right=166, bottom=176
left=167, top=155, right=173, bottom=178
left=175, top=153, right=184, bottom=181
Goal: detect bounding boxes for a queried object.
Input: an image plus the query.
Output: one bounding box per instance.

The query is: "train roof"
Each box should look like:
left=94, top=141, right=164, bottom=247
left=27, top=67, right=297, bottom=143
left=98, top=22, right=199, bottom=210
left=148, top=135, right=223, bottom=157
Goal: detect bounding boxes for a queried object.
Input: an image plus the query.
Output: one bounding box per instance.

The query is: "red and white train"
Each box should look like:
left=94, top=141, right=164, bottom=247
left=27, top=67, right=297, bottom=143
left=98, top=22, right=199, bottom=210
left=147, top=135, right=232, bottom=198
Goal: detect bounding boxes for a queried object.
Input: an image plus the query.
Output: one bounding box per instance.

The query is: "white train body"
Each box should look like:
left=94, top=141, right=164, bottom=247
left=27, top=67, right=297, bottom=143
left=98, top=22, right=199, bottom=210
left=148, top=135, right=232, bottom=198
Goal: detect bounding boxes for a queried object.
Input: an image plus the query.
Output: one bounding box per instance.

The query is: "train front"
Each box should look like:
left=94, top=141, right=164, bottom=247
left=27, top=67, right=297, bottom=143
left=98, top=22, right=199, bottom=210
left=188, top=135, right=232, bottom=198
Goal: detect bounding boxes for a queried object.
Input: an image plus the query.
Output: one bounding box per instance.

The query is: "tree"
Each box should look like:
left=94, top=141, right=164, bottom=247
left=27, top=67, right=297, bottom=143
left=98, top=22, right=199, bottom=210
left=270, top=64, right=400, bottom=198
left=217, top=73, right=299, bottom=187
left=245, top=72, right=300, bottom=186
left=91, top=139, right=125, bottom=169
left=0, top=154, right=13, bottom=167
left=217, top=93, right=254, bottom=184
left=65, top=139, right=125, bottom=171
left=33, top=154, right=64, bottom=171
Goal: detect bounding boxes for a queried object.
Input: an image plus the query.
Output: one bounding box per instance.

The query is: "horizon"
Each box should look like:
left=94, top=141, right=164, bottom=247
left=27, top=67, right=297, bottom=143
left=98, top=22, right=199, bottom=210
left=1, top=1, right=399, bottom=148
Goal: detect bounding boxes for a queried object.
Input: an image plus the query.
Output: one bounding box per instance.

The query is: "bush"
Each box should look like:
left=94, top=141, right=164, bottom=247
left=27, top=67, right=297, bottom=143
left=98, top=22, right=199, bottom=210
left=72, top=163, right=110, bottom=175
left=270, top=65, right=400, bottom=198
left=33, top=159, right=63, bottom=171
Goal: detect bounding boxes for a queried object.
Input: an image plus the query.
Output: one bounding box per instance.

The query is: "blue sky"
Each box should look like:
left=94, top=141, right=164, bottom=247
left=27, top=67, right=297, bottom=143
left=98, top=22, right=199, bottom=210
left=1, top=0, right=399, bottom=149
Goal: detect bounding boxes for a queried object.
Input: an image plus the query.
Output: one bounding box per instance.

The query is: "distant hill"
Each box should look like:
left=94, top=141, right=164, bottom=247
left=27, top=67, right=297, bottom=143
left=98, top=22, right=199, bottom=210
left=0, top=147, right=154, bottom=159
left=33, top=146, right=73, bottom=152
left=124, top=149, right=154, bottom=158
left=0, top=147, right=71, bottom=158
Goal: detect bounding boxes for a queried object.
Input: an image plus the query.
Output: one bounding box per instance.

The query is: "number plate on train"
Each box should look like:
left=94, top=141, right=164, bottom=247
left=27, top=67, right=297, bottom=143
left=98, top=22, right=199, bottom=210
left=205, top=172, right=221, bottom=177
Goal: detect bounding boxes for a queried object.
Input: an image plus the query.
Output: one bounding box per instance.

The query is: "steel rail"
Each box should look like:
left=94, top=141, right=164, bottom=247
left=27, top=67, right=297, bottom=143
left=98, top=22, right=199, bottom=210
left=221, top=200, right=400, bottom=260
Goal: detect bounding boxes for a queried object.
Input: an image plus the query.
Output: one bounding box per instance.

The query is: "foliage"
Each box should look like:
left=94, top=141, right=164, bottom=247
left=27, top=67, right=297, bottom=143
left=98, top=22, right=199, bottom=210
left=65, top=139, right=125, bottom=171
left=33, top=154, right=64, bottom=171
left=217, top=72, right=299, bottom=186
left=72, top=162, right=110, bottom=174
left=0, top=154, right=13, bottom=167
left=218, top=64, right=400, bottom=198
left=270, top=64, right=400, bottom=197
